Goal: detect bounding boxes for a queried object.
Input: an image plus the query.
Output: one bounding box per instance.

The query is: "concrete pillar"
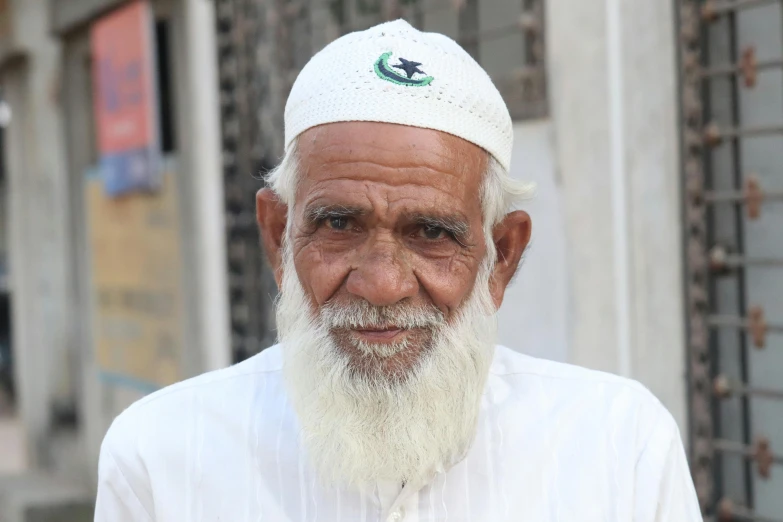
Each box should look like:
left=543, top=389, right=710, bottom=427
left=2, top=0, right=75, bottom=468
left=180, top=0, right=231, bottom=373
left=546, top=0, right=687, bottom=432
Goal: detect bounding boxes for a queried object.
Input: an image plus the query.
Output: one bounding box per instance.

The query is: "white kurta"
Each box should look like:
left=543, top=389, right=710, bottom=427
left=95, top=345, right=703, bottom=522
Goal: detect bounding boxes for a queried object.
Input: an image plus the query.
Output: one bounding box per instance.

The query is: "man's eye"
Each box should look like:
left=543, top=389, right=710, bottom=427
left=419, top=225, right=447, bottom=240
left=326, top=216, right=349, bottom=230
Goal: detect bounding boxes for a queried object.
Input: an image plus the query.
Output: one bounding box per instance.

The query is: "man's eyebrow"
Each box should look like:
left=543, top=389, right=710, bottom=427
left=303, top=204, right=367, bottom=223
left=411, top=213, right=471, bottom=240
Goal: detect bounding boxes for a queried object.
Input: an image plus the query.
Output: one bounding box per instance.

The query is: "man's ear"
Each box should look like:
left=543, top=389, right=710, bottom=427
left=256, top=188, right=288, bottom=287
left=489, top=210, right=531, bottom=309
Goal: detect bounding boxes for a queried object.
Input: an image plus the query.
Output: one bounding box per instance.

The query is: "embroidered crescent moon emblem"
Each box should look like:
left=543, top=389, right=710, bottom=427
left=374, top=52, right=434, bottom=86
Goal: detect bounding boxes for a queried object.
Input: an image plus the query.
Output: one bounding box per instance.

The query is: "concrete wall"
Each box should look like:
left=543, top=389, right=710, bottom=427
left=49, top=0, right=127, bottom=34
left=497, top=120, right=569, bottom=364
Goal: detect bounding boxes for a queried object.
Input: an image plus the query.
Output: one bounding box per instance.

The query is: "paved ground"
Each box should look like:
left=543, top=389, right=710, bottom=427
left=0, top=415, right=27, bottom=475
left=0, top=413, right=94, bottom=522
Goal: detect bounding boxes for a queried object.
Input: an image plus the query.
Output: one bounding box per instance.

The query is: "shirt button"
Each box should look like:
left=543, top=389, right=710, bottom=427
left=388, top=510, right=403, bottom=521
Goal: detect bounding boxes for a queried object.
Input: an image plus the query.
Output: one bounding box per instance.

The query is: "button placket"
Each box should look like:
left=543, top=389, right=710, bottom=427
left=388, top=504, right=408, bottom=521
left=387, top=480, right=421, bottom=521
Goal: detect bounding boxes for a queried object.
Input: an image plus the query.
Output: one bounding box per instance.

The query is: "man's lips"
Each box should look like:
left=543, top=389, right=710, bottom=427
left=351, top=327, right=406, bottom=341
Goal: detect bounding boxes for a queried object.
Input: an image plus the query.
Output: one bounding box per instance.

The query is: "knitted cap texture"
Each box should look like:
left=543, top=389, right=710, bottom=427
left=284, top=19, right=514, bottom=171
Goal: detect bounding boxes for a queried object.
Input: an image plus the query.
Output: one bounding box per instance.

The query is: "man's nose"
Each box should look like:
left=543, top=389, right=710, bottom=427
left=345, top=234, right=418, bottom=306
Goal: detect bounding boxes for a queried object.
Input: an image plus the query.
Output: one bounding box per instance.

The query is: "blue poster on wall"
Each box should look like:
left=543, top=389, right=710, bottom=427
left=100, top=147, right=161, bottom=197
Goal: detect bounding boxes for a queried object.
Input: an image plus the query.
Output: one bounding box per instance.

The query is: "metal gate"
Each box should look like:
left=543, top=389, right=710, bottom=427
left=678, top=0, right=783, bottom=519
left=214, top=0, right=546, bottom=364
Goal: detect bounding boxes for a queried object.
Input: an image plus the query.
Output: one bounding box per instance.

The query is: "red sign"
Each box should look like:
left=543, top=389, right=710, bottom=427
left=91, top=0, right=160, bottom=196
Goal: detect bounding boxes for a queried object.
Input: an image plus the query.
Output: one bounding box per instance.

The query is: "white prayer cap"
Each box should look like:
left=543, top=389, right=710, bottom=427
left=284, top=19, right=514, bottom=172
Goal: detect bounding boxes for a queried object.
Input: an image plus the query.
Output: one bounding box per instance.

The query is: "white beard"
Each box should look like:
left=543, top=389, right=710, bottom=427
left=277, top=241, right=498, bottom=488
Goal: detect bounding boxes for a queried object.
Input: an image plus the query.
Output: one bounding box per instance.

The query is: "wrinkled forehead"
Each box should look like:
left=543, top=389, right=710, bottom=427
left=294, top=121, right=488, bottom=214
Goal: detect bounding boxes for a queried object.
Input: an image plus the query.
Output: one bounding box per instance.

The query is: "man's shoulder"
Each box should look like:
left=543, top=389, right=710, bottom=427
left=103, top=345, right=284, bottom=450
left=492, top=344, right=654, bottom=398
left=127, top=343, right=282, bottom=411
left=490, top=345, right=677, bottom=441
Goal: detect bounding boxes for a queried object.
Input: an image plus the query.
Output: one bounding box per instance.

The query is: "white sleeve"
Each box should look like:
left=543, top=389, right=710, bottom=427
left=94, top=438, right=155, bottom=521
left=633, top=408, right=704, bottom=522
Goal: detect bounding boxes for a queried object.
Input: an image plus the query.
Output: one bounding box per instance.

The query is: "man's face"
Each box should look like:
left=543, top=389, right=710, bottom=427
left=287, top=122, right=489, bottom=372
left=257, top=121, right=531, bottom=485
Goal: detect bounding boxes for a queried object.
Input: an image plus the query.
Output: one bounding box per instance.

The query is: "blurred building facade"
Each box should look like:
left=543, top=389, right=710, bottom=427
left=0, top=0, right=779, bottom=520
left=0, top=0, right=230, bottom=518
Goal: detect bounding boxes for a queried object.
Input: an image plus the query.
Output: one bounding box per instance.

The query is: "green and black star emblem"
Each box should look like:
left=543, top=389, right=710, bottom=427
left=374, top=52, right=434, bottom=87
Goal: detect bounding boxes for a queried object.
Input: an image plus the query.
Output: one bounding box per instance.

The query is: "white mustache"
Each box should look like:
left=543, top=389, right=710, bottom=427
left=319, top=299, right=445, bottom=331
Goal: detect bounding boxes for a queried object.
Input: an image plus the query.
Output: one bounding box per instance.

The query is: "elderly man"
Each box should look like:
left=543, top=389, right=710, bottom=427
left=95, top=20, right=701, bottom=522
